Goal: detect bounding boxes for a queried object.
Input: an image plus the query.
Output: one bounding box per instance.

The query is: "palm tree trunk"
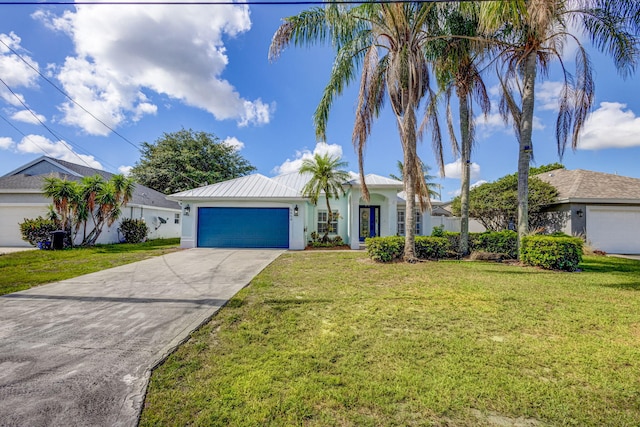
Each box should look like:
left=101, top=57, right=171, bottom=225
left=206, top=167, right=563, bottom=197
left=459, top=95, right=471, bottom=256
left=402, top=114, right=418, bottom=262
left=517, top=50, right=537, bottom=255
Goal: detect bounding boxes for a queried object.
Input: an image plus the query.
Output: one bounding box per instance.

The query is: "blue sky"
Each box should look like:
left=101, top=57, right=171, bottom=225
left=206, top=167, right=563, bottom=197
left=0, top=1, right=639, bottom=200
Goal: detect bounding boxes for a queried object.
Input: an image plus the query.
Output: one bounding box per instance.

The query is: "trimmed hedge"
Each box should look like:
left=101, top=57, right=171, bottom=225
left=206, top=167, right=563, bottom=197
left=521, top=235, right=583, bottom=271
left=366, top=236, right=448, bottom=262
left=469, top=230, right=518, bottom=259
left=366, top=236, right=404, bottom=262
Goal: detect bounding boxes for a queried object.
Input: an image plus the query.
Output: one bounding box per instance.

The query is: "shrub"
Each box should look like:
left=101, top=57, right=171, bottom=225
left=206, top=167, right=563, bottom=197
left=415, top=236, right=449, bottom=259
left=521, top=235, right=583, bottom=271
left=366, top=236, right=448, bottom=262
left=431, top=225, right=445, bottom=237
left=19, top=216, right=59, bottom=247
left=119, top=218, right=149, bottom=243
left=469, top=230, right=518, bottom=259
left=366, top=236, right=404, bottom=262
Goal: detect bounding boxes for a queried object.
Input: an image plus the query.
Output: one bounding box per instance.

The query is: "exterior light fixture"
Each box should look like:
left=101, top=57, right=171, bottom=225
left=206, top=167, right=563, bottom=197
left=184, top=204, right=191, bottom=216
left=576, top=209, right=583, bottom=218
left=294, top=205, right=299, bottom=216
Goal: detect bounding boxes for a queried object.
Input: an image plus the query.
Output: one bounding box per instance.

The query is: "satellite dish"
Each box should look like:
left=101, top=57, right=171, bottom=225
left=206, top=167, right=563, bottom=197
left=158, top=217, right=167, bottom=224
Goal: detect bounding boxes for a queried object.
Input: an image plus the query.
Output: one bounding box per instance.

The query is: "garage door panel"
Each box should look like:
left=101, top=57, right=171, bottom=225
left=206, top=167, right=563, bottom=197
left=0, top=206, right=48, bottom=246
left=197, top=207, right=289, bottom=248
left=588, top=207, right=640, bottom=254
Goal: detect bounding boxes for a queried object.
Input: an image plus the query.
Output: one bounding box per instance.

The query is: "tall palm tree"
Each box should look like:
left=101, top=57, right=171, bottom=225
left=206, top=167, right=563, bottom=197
left=479, top=0, right=639, bottom=252
left=431, top=4, right=490, bottom=255
left=270, top=2, right=441, bottom=261
left=299, top=153, right=350, bottom=242
left=389, top=159, right=441, bottom=200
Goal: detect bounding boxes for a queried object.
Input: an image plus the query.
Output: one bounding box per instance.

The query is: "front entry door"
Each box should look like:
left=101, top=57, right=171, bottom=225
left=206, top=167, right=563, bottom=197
left=359, top=206, right=380, bottom=241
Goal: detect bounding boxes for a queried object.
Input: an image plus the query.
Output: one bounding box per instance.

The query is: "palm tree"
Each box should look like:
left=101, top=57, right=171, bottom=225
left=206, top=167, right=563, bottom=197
left=479, top=0, right=639, bottom=253
left=299, top=153, right=350, bottom=242
left=431, top=4, right=490, bottom=255
left=42, top=176, right=79, bottom=234
left=270, top=2, right=442, bottom=261
left=389, top=159, right=441, bottom=200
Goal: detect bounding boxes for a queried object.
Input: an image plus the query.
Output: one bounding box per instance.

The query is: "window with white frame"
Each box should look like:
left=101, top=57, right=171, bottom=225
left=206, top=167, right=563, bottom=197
left=397, top=209, right=406, bottom=235
left=318, top=210, right=339, bottom=234
left=174, top=213, right=180, bottom=224
left=397, top=209, right=421, bottom=235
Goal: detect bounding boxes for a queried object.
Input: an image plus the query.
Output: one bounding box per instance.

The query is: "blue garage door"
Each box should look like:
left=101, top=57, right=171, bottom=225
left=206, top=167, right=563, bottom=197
left=197, top=207, right=289, bottom=248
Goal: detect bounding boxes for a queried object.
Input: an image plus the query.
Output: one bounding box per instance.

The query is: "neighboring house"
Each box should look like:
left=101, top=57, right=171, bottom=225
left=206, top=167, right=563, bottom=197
left=168, top=171, right=448, bottom=250
left=537, top=168, right=640, bottom=254
left=0, top=156, right=181, bottom=247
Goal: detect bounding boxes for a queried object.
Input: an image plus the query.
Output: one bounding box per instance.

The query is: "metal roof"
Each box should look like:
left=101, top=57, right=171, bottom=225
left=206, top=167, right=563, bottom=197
left=169, top=174, right=301, bottom=199
left=347, top=174, right=404, bottom=187
left=536, top=168, right=640, bottom=203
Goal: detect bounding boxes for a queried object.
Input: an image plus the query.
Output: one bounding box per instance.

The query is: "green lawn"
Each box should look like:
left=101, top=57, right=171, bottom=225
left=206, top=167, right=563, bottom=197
left=141, top=252, right=640, bottom=426
left=0, top=238, right=180, bottom=296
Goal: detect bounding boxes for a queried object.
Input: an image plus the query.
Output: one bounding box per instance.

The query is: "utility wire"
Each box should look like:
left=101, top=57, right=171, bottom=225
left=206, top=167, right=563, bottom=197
left=0, top=0, right=492, bottom=5
left=0, top=38, right=141, bottom=152
left=0, top=113, right=56, bottom=158
left=0, top=76, right=99, bottom=168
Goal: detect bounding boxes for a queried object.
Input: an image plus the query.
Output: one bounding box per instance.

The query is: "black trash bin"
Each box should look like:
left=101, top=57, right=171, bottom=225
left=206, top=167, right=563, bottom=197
left=50, top=230, right=66, bottom=250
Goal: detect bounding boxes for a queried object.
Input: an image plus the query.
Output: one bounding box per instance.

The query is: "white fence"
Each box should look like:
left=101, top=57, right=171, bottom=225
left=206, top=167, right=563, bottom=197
left=426, top=216, right=486, bottom=234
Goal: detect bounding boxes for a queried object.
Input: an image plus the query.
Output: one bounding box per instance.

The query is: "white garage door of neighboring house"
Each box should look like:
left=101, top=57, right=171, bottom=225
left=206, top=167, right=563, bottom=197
left=587, top=206, right=640, bottom=254
left=0, top=206, right=48, bottom=247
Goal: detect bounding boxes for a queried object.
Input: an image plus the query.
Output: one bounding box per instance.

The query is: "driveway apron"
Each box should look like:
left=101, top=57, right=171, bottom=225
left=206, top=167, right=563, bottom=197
left=0, top=248, right=283, bottom=427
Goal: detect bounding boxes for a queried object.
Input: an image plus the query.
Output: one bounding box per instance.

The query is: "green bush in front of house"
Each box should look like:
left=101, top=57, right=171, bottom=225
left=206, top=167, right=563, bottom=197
left=19, top=216, right=59, bottom=247
left=366, top=236, right=448, bottom=262
left=119, top=218, right=150, bottom=244
left=469, top=230, right=518, bottom=259
left=366, top=236, right=404, bottom=262
left=415, top=236, right=449, bottom=259
left=521, top=235, right=583, bottom=271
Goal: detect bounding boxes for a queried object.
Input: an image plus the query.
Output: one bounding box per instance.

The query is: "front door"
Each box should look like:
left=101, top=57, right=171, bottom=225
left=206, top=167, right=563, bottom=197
left=359, top=206, right=380, bottom=241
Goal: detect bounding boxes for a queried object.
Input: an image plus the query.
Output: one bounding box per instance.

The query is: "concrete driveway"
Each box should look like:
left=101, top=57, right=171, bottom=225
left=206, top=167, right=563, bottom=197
left=0, top=248, right=283, bottom=427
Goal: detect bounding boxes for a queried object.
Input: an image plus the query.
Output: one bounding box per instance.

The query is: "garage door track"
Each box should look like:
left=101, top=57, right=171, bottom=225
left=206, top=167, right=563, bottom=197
left=0, top=248, right=282, bottom=427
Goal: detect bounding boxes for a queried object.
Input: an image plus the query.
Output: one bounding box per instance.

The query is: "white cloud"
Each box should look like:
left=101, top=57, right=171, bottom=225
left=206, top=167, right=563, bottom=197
left=536, top=81, right=564, bottom=111
left=118, top=165, right=133, bottom=176
left=448, top=179, right=488, bottom=197
left=35, top=2, right=272, bottom=135
left=0, top=32, right=40, bottom=107
left=0, top=136, right=15, bottom=150
left=222, top=136, right=244, bottom=151
left=443, top=159, right=481, bottom=180
left=273, top=142, right=344, bottom=175
left=16, top=134, right=103, bottom=169
left=11, top=109, right=46, bottom=124
left=578, top=102, right=640, bottom=149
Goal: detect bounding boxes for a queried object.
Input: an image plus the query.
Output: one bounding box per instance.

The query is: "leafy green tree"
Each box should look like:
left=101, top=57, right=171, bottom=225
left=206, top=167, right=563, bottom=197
left=43, top=174, right=135, bottom=246
left=479, top=0, right=639, bottom=249
left=299, top=153, right=350, bottom=242
left=130, top=129, right=256, bottom=194
left=270, top=3, right=441, bottom=261
left=451, top=165, right=562, bottom=232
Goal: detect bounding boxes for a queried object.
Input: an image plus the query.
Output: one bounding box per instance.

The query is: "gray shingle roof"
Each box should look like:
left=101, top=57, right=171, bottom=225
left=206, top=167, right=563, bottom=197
left=536, top=168, right=640, bottom=202
left=0, top=156, right=179, bottom=210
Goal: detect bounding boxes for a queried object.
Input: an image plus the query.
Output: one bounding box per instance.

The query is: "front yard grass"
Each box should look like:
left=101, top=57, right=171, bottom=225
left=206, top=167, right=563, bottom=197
left=0, top=238, right=180, bottom=296
left=141, top=252, right=640, bottom=426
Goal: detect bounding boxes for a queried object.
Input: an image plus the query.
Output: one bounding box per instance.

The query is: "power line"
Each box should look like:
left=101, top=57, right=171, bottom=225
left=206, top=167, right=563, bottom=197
left=0, top=0, right=488, bottom=5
